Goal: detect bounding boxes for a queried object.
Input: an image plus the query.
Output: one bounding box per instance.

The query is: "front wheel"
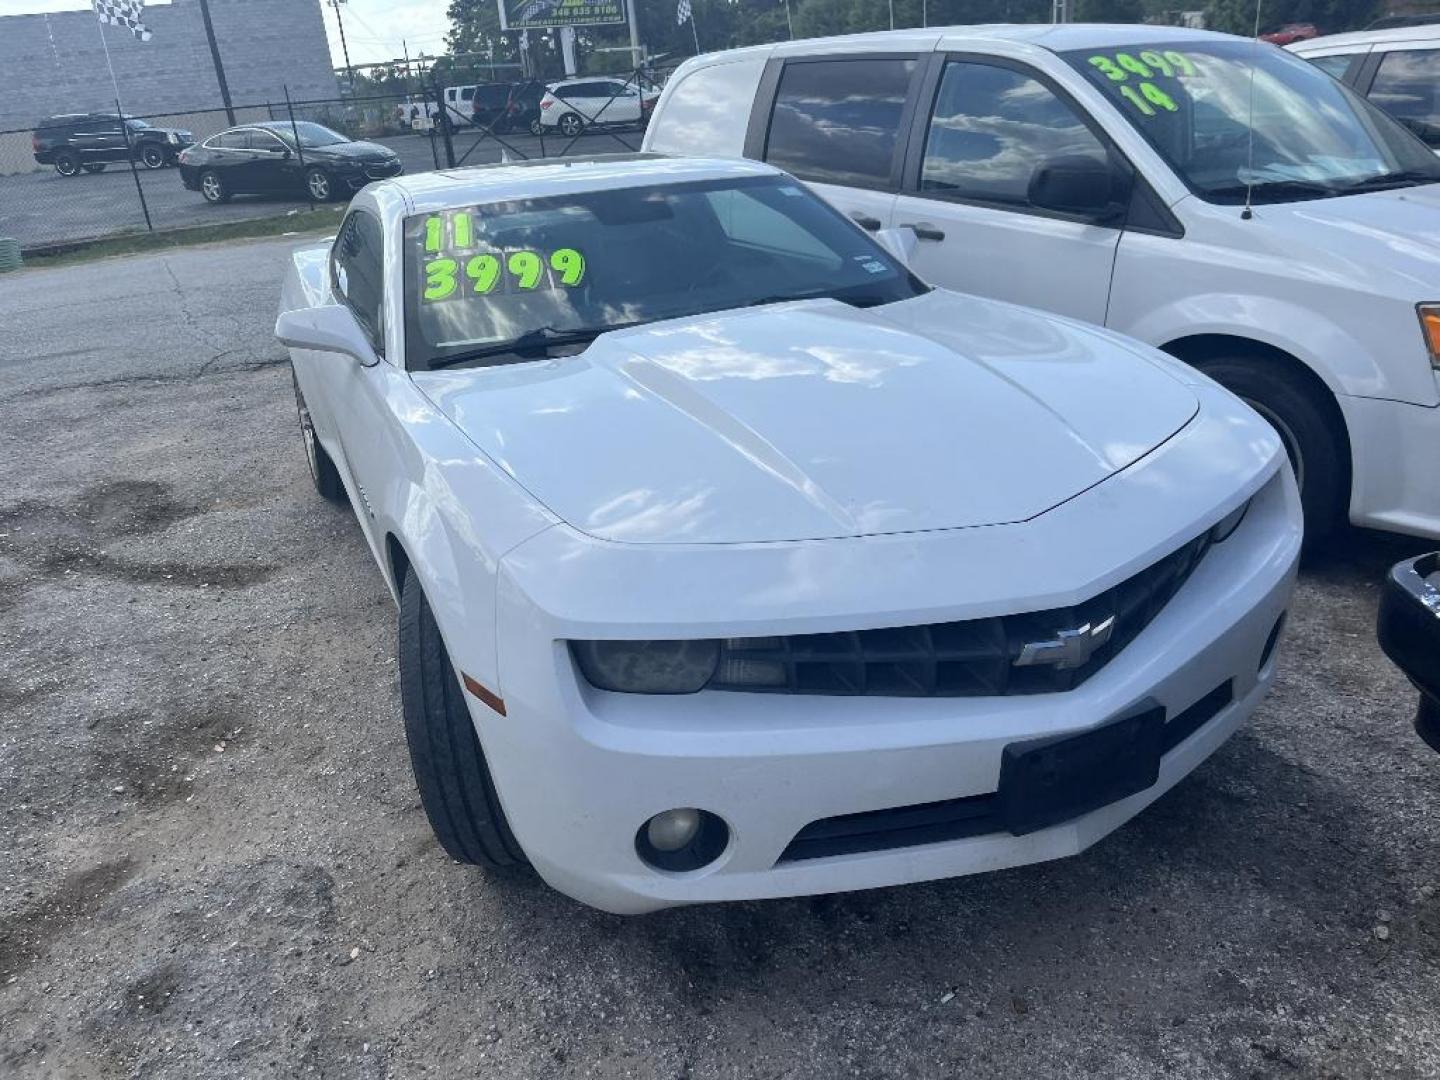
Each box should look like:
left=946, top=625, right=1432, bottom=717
left=1195, top=356, right=1348, bottom=542
left=305, top=166, right=334, bottom=202
left=54, top=152, right=81, bottom=176
left=399, top=567, right=528, bottom=870
left=139, top=143, right=165, bottom=169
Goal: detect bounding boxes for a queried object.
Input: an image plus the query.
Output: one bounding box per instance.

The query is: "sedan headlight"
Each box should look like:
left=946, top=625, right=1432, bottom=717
left=1418, top=303, right=1440, bottom=371
left=1210, top=497, right=1251, bottom=543
left=571, top=640, right=718, bottom=694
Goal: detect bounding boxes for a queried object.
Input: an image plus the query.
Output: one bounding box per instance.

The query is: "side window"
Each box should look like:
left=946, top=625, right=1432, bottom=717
left=1367, top=49, right=1440, bottom=148
left=251, top=130, right=287, bottom=152
left=1306, top=53, right=1358, bottom=81
left=217, top=130, right=249, bottom=149
left=920, top=61, right=1109, bottom=211
left=332, top=211, right=386, bottom=354
left=763, top=58, right=918, bottom=189
left=461, top=87, right=476, bottom=102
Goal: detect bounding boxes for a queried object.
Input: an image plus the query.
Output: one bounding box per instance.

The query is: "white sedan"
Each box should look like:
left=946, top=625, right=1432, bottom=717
left=275, top=155, right=1301, bottom=914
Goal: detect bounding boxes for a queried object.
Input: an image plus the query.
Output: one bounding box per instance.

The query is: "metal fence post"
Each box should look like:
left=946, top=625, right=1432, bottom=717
left=431, top=75, right=456, bottom=168
left=284, top=86, right=314, bottom=209
left=116, top=98, right=153, bottom=232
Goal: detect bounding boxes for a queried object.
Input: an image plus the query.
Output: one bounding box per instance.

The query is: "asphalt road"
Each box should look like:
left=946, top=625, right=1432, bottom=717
left=0, top=127, right=645, bottom=249
left=1, top=237, right=1439, bottom=1079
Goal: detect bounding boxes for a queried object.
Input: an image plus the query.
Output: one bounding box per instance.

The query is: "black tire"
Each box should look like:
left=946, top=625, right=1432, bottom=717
left=1194, top=355, right=1348, bottom=542
left=138, top=143, right=165, bottom=169
left=558, top=112, right=585, bottom=137
left=199, top=169, right=229, bottom=204
left=305, top=166, right=334, bottom=203
left=399, top=566, right=527, bottom=869
left=82, top=163, right=107, bottom=173
left=291, top=369, right=345, bottom=502
left=529, top=117, right=543, bottom=136
left=54, top=152, right=81, bottom=177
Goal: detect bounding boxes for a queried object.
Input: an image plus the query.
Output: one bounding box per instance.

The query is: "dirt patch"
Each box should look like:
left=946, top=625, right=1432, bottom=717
left=0, top=859, right=138, bottom=983
left=86, top=703, right=247, bottom=809
left=0, top=479, right=275, bottom=595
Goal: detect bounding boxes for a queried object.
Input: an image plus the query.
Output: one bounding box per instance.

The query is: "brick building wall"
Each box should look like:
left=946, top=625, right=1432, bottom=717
left=0, top=0, right=340, bottom=132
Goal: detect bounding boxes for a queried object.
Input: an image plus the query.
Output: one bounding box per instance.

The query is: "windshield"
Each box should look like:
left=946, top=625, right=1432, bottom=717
left=125, top=118, right=151, bottom=130
left=404, top=175, right=927, bottom=371
left=1062, top=40, right=1440, bottom=203
left=270, top=122, right=348, bottom=149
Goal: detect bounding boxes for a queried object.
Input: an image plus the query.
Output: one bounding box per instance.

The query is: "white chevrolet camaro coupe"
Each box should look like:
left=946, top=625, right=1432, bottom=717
left=275, top=155, right=1302, bottom=914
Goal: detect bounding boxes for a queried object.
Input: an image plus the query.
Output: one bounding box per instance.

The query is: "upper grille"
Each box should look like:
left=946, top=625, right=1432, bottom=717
left=712, top=530, right=1214, bottom=697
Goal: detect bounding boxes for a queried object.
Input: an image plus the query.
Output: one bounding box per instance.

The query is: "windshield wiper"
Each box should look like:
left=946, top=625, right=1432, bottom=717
left=1205, top=178, right=1342, bottom=203
left=1334, top=169, right=1440, bottom=194
left=429, top=324, right=632, bottom=369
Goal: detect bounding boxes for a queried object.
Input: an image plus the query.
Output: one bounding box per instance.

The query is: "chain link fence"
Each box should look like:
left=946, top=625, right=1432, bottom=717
left=0, top=63, right=678, bottom=254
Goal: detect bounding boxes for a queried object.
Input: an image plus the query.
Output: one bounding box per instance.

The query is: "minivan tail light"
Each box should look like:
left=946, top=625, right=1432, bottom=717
left=540, top=98, right=554, bottom=109
left=1418, top=304, right=1440, bottom=371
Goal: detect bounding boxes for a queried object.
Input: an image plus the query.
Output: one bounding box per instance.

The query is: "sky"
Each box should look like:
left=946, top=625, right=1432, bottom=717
left=0, top=0, right=454, bottom=67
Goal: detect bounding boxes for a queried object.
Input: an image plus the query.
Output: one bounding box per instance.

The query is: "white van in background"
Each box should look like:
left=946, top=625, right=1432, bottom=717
left=643, top=26, right=1440, bottom=543
left=1288, top=24, right=1440, bottom=151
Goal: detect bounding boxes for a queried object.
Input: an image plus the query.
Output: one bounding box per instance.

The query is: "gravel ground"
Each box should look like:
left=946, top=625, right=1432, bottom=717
left=1, top=237, right=1439, bottom=1080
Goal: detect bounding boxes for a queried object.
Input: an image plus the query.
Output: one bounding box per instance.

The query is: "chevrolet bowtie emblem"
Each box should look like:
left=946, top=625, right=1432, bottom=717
left=1013, top=615, right=1117, bottom=670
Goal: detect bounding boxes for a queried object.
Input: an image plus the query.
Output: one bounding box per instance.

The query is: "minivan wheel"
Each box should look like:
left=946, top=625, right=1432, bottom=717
left=1194, top=356, right=1347, bottom=542
left=305, top=167, right=333, bottom=202
left=399, top=566, right=528, bottom=871
left=558, top=112, right=585, bottom=137
left=199, top=169, right=229, bottom=203
left=54, top=152, right=81, bottom=177
left=139, top=144, right=165, bottom=168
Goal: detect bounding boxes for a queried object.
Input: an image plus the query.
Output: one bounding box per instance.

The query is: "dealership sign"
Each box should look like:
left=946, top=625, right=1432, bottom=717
left=497, top=0, right=627, bottom=29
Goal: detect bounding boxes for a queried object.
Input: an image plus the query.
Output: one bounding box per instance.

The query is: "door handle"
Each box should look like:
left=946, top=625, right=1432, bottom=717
left=849, top=212, right=882, bottom=232
left=903, top=222, right=945, bottom=241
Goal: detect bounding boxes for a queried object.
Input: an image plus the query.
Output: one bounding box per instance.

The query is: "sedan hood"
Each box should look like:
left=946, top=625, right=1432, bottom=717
left=416, top=290, right=1199, bottom=544
left=309, top=140, right=395, bottom=162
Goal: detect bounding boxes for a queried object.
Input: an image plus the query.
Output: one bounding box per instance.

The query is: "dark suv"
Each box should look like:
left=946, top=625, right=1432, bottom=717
left=33, top=113, right=194, bottom=176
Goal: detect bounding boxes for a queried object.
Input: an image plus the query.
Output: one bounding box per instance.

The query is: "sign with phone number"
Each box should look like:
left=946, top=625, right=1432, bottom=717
left=419, top=212, right=586, bottom=302
left=1086, top=50, right=1202, bottom=117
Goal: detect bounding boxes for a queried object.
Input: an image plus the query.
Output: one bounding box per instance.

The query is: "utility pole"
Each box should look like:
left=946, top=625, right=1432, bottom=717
left=331, top=0, right=356, bottom=90
left=194, top=0, right=235, bottom=124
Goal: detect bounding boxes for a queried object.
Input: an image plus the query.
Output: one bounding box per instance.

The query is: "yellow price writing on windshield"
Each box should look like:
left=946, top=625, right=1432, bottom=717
left=421, top=247, right=587, bottom=302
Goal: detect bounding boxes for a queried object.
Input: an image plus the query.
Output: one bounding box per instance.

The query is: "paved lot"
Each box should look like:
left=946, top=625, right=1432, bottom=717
left=1, top=237, right=1439, bottom=1079
left=0, top=127, right=644, bottom=248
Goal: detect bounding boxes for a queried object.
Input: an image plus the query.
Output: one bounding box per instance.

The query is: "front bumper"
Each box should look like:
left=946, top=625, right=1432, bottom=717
left=1377, top=552, right=1440, bottom=753
left=1342, top=393, right=1440, bottom=541
left=474, top=397, right=1300, bottom=912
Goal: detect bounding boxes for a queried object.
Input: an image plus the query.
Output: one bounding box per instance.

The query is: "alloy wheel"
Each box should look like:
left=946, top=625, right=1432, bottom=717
left=201, top=173, right=222, bottom=202
left=141, top=145, right=165, bottom=168
left=307, top=170, right=331, bottom=201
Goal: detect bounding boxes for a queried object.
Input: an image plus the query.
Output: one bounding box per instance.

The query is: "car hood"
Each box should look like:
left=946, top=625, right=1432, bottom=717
left=1246, top=182, right=1440, bottom=296
left=415, top=290, right=1199, bottom=544
left=307, top=140, right=395, bottom=162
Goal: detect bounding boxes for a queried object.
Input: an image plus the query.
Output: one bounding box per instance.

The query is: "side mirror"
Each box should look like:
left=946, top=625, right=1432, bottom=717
left=1028, top=156, right=1129, bottom=221
left=874, top=226, right=918, bottom=266
left=275, top=304, right=377, bottom=366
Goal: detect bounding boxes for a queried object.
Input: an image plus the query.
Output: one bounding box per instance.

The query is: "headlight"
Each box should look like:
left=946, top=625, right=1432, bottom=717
left=1210, top=497, right=1250, bottom=543
left=571, top=640, right=718, bottom=694
left=1418, top=303, right=1440, bottom=371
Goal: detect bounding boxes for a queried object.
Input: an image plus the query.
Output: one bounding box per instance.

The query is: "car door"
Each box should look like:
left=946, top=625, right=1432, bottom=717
left=889, top=56, right=1124, bottom=324
left=76, top=113, right=127, bottom=164
left=323, top=208, right=400, bottom=555
left=247, top=128, right=297, bottom=193
left=594, top=81, right=641, bottom=125
left=1356, top=45, right=1440, bottom=151
left=749, top=54, right=924, bottom=238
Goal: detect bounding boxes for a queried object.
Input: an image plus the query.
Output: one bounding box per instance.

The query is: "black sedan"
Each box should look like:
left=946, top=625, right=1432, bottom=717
left=177, top=121, right=402, bottom=204
left=1378, top=552, right=1440, bottom=753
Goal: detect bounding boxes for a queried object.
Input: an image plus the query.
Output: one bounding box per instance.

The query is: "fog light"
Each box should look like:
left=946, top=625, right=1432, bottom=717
left=646, top=808, right=701, bottom=852
left=635, top=808, right=729, bottom=872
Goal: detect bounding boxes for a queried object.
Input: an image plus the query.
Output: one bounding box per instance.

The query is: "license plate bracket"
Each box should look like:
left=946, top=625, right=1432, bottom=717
left=998, top=703, right=1165, bottom=836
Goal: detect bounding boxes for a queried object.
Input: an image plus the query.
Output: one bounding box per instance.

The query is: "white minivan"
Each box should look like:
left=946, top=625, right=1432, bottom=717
left=643, top=25, right=1440, bottom=542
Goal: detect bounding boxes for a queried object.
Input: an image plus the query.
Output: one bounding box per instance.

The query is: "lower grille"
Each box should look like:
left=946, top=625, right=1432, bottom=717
left=715, top=531, right=1214, bottom=698
left=364, top=161, right=401, bottom=179
left=777, top=679, right=1234, bottom=863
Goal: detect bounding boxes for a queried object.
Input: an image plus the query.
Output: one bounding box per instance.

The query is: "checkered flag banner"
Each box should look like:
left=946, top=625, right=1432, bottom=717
left=677, top=0, right=692, bottom=23
left=92, top=0, right=152, bottom=42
